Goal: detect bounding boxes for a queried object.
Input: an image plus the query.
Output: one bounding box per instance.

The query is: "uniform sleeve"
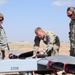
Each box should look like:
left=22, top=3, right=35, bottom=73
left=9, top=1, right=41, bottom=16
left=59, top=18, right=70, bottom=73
left=44, top=34, right=56, bottom=53
left=33, top=36, right=41, bottom=55
left=69, top=20, right=75, bottom=48
left=0, top=28, right=8, bottom=50
left=70, top=20, right=75, bottom=41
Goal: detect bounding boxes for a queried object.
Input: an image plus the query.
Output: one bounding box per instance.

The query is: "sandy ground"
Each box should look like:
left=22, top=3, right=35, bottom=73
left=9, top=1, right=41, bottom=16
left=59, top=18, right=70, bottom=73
left=0, top=42, right=73, bottom=75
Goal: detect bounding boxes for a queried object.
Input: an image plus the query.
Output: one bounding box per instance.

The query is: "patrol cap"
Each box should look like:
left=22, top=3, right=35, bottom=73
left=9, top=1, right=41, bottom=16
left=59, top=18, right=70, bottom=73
left=67, top=6, right=75, bottom=12
left=0, top=13, right=4, bottom=21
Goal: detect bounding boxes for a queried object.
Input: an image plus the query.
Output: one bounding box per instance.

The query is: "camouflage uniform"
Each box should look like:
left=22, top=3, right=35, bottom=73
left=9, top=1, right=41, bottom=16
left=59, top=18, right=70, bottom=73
left=33, top=31, right=60, bottom=56
left=69, top=19, right=75, bottom=56
left=0, top=24, right=9, bottom=50
left=0, top=13, right=9, bottom=59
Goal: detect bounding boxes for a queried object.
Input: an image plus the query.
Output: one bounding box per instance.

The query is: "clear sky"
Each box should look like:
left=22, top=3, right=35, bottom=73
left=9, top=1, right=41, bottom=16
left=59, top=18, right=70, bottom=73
left=0, top=0, right=75, bottom=42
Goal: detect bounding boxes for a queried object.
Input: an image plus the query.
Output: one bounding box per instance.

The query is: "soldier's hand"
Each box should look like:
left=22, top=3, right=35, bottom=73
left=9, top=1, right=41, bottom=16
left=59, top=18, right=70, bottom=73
left=0, top=51, right=1, bottom=56
left=32, top=54, right=36, bottom=58
left=39, top=50, right=44, bottom=54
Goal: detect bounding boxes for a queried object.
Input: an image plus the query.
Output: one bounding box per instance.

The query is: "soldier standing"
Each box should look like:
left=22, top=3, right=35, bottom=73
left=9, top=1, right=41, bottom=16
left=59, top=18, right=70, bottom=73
left=0, top=13, right=9, bottom=59
left=32, top=27, right=60, bottom=57
left=67, top=6, right=75, bottom=56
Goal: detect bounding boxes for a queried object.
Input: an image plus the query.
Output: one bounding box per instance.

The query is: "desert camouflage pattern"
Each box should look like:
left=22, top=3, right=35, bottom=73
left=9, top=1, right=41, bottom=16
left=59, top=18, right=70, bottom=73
left=69, top=19, right=75, bottom=56
left=0, top=24, right=9, bottom=50
left=33, top=31, right=60, bottom=56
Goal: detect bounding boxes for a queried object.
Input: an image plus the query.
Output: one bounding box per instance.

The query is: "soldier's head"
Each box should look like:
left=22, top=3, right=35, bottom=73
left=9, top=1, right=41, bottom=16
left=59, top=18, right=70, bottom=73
left=67, top=6, right=75, bottom=19
left=0, top=13, right=4, bottom=24
left=35, top=27, right=45, bottom=39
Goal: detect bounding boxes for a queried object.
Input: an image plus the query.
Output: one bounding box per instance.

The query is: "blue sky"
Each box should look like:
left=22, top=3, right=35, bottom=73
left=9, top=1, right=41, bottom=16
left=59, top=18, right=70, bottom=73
left=0, top=0, right=75, bottom=42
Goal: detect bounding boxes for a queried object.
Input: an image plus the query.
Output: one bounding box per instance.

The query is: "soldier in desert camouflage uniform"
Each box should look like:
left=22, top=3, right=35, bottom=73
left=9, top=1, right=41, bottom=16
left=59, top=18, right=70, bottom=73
left=67, top=6, right=75, bottom=56
left=0, top=13, right=9, bottom=59
left=33, top=27, right=60, bottom=56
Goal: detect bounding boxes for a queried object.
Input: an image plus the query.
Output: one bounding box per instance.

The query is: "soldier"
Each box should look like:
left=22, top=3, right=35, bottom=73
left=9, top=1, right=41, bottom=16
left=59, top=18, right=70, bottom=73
left=0, top=13, right=9, bottom=59
left=67, top=6, right=75, bottom=56
left=33, top=27, right=60, bottom=57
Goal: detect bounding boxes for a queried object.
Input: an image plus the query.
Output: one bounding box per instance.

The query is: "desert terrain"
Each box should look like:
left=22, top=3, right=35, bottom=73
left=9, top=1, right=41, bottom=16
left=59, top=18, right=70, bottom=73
left=8, top=41, right=70, bottom=55
left=0, top=42, right=71, bottom=75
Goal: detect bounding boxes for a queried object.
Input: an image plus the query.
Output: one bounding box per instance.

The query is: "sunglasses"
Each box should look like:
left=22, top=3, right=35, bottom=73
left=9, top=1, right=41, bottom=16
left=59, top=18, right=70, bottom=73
left=67, top=14, right=72, bottom=17
left=0, top=20, right=3, bottom=21
left=0, top=17, right=4, bottom=21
